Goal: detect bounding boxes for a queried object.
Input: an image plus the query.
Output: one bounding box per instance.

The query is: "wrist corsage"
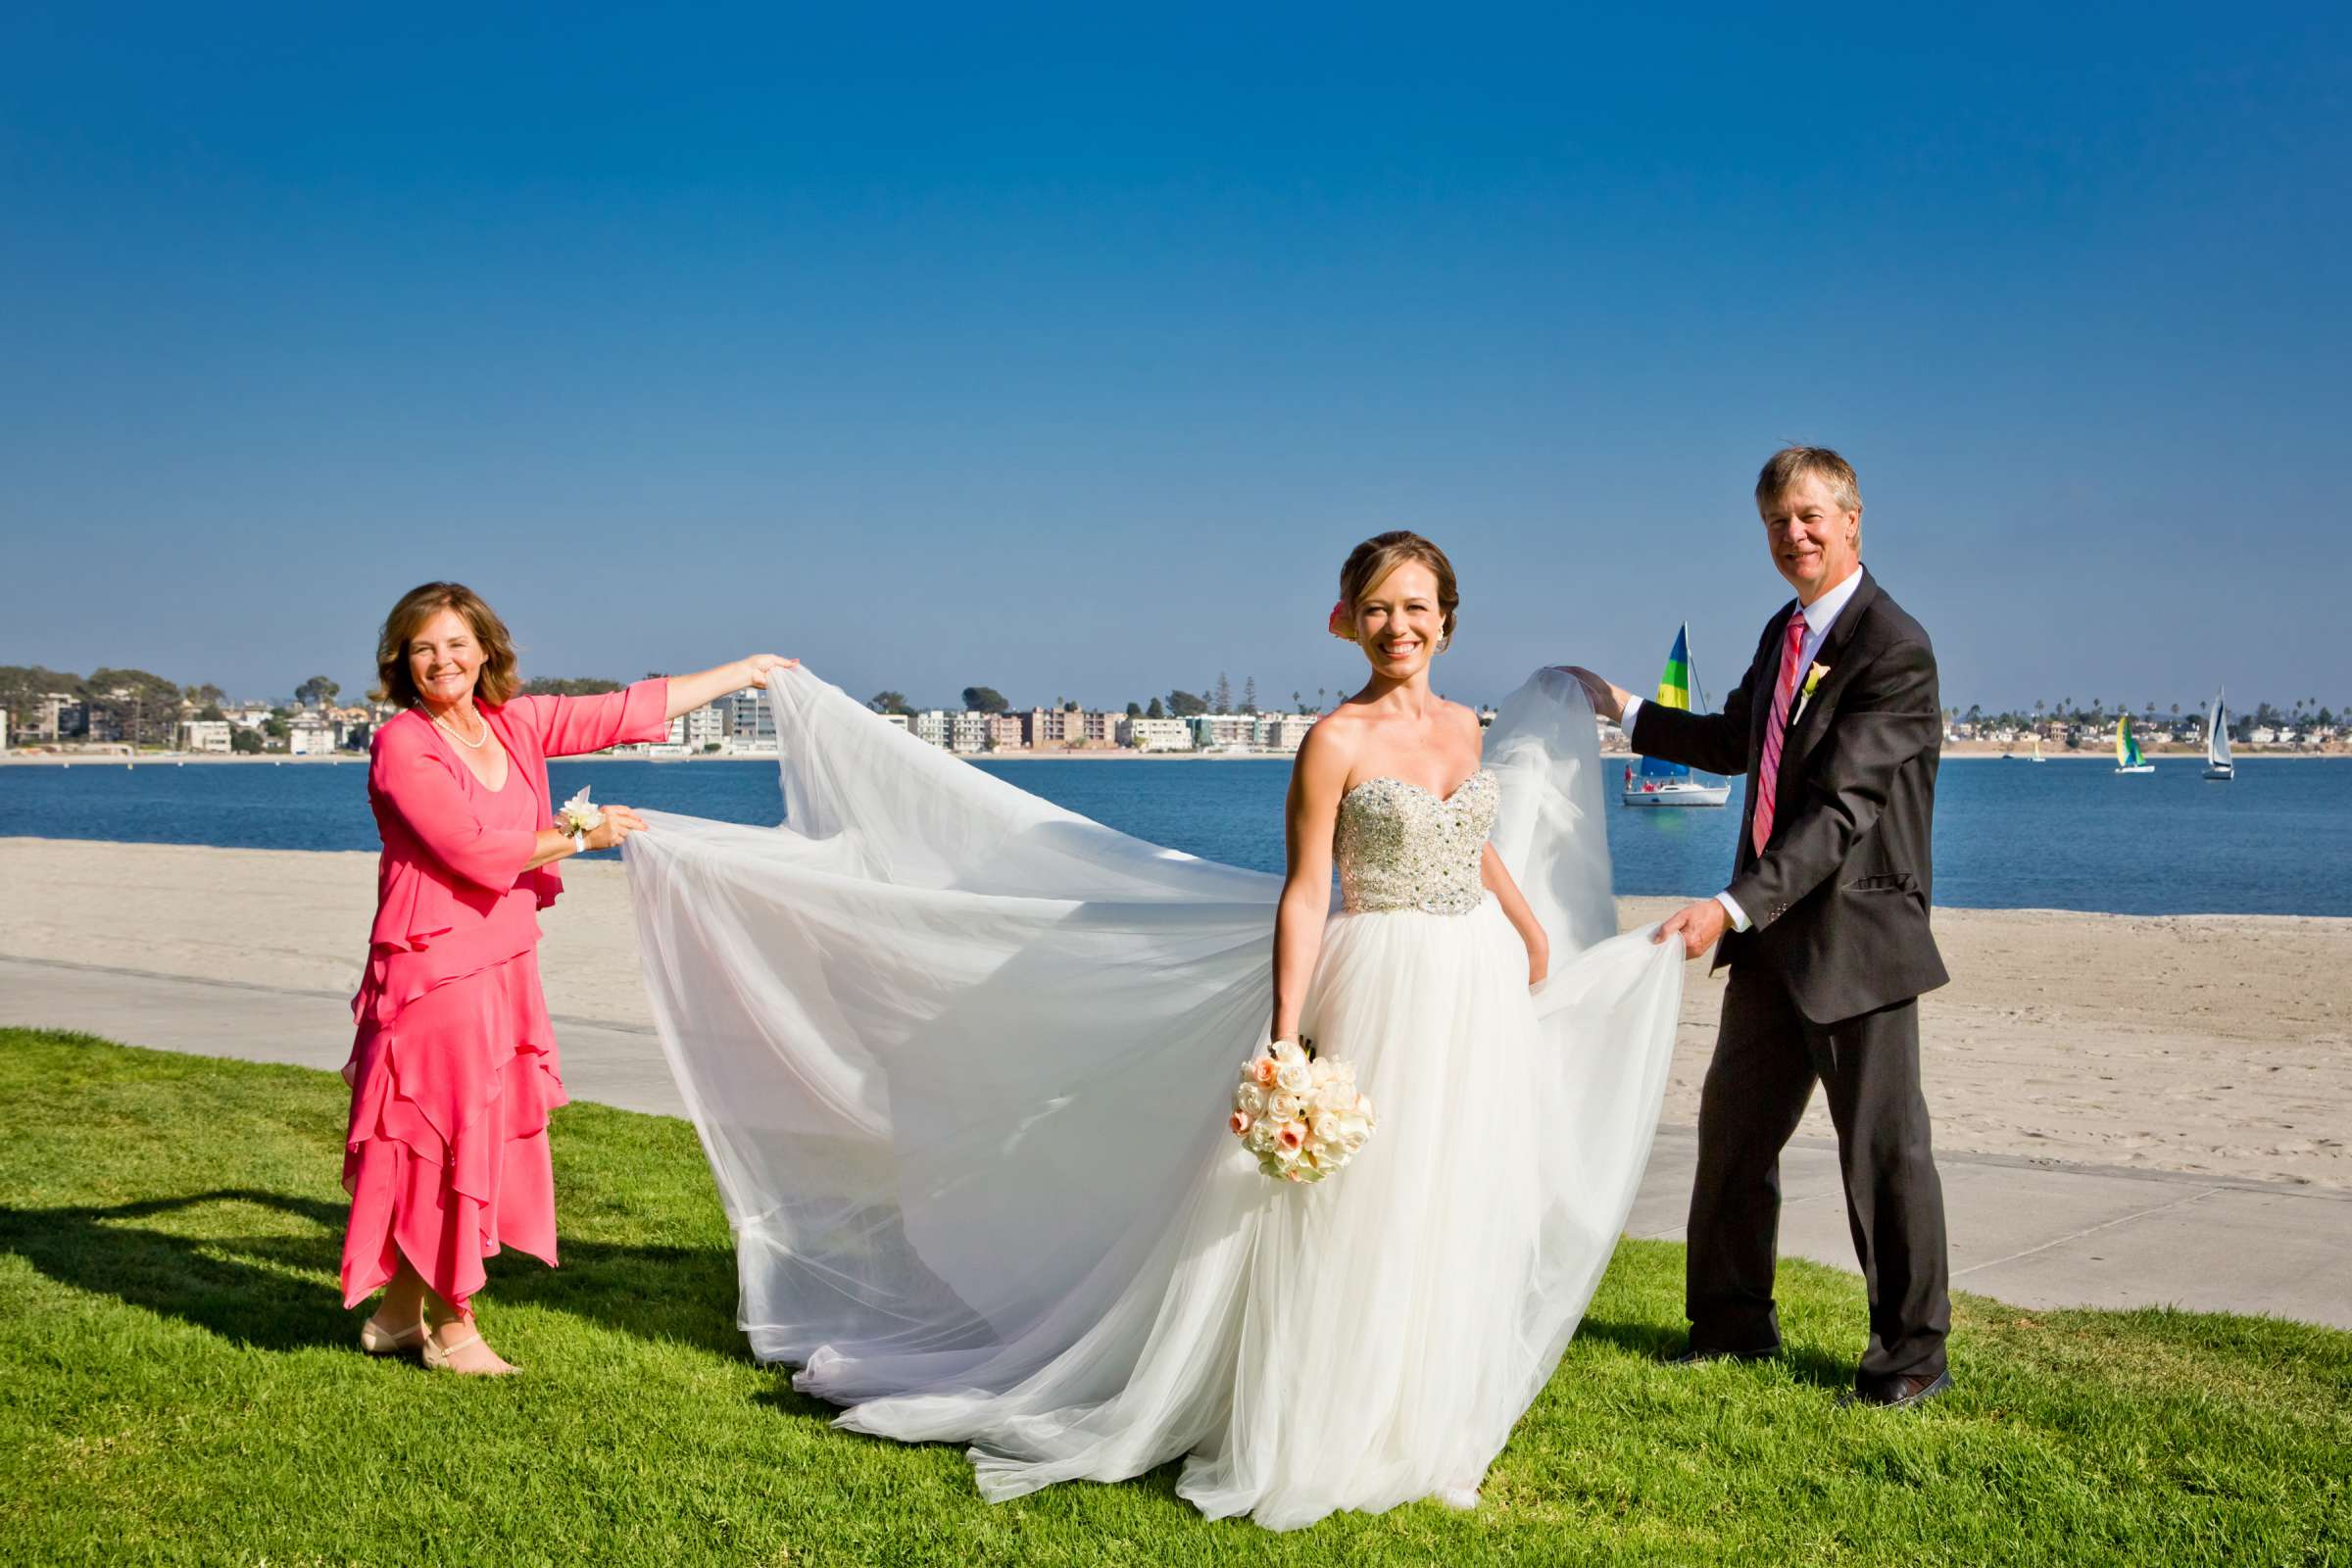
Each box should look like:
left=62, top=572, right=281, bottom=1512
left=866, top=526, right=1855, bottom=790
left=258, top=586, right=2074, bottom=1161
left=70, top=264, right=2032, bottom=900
left=558, top=786, right=604, bottom=851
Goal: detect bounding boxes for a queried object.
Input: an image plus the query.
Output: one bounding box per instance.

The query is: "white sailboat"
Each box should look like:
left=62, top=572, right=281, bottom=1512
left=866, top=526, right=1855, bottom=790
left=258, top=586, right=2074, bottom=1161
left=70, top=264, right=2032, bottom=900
left=1622, top=623, right=1732, bottom=808
left=2204, top=686, right=2234, bottom=781
left=2030, top=733, right=2046, bottom=763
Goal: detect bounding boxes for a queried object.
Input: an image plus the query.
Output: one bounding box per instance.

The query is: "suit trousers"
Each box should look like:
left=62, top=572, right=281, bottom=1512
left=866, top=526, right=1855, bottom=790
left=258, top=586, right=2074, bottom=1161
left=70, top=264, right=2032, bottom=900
left=1687, top=960, right=1951, bottom=1379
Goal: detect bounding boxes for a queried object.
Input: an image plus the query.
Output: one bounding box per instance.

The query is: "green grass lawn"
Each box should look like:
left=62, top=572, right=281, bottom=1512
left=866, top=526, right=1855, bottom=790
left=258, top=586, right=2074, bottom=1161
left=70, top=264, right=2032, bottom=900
left=1, top=1028, right=2344, bottom=1567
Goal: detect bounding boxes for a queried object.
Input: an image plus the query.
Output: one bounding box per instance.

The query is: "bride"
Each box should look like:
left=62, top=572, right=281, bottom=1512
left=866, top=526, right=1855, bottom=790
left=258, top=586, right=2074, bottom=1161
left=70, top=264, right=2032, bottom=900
left=626, top=532, right=1685, bottom=1531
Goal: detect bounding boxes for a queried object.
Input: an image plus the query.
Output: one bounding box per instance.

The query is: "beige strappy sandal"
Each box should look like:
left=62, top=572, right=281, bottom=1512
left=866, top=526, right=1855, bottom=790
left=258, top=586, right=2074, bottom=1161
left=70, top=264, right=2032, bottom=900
left=420, top=1328, right=517, bottom=1375
left=359, top=1314, right=425, bottom=1355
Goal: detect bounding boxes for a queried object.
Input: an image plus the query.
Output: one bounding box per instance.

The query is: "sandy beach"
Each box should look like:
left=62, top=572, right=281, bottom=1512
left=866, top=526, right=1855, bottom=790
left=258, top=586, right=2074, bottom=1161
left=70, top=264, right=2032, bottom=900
left=3, top=836, right=2345, bottom=1190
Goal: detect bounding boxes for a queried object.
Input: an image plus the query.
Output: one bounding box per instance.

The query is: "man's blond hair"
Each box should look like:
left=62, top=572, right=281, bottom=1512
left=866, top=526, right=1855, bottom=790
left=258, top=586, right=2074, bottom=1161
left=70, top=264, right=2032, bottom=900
left=1755, top=446, right=1861, bottom=515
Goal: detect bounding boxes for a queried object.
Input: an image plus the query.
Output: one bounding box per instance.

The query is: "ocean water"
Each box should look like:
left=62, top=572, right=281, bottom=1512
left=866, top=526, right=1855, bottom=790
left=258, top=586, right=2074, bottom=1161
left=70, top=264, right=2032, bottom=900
left=2, top=754, right=2346, bottom=917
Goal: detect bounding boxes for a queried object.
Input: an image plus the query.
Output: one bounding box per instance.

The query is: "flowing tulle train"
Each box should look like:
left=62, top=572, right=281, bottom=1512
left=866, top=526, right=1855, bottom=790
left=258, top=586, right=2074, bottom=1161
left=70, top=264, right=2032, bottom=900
left=626, top=665, right=1683, bottom=1529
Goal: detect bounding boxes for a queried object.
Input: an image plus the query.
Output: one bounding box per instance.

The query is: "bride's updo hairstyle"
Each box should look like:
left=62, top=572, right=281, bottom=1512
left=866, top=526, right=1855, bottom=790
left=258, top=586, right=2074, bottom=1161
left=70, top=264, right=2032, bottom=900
left=1334, top=531, right=1460, bottom=653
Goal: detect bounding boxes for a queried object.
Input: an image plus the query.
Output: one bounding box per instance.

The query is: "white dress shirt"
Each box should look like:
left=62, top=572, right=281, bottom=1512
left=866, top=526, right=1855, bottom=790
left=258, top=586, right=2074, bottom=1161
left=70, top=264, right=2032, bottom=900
left=1620, top=564, right=1866, bottom=933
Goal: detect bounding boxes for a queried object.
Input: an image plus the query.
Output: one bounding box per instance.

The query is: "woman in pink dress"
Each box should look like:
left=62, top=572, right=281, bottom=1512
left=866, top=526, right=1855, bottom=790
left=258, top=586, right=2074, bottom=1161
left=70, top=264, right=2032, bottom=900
left=343, top=579, right=792, bottom=1374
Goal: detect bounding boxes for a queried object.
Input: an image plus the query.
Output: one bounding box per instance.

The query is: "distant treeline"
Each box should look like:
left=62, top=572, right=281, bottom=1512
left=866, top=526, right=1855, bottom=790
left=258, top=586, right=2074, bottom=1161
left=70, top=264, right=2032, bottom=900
left=2, top=663, right=632, bottom=748
left=10, top=660, right=2337, bottom=746
left=865, top=673, right=1325, bottom=721
left=521, top=677, right=624, bottom=697
left=1, top=664, right=197, bottom=748
left=1952, top=698, right=2339, bottom=739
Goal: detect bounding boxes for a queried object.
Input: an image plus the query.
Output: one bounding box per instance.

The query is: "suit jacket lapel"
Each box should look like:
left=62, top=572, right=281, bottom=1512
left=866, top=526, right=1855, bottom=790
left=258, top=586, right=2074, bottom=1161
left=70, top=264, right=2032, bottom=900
left=1777, top=568, right=1880, bottom=786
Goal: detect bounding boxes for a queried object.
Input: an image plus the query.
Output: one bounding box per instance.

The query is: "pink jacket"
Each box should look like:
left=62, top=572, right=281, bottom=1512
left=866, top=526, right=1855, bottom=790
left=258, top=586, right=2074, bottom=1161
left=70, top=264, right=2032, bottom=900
left=363, top=679, right=671, bottom=971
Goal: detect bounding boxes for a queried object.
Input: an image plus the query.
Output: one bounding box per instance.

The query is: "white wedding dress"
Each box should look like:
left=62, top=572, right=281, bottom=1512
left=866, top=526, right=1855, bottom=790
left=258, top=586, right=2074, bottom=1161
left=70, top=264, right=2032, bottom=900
left=626, top=666, right=1684, bottom=1531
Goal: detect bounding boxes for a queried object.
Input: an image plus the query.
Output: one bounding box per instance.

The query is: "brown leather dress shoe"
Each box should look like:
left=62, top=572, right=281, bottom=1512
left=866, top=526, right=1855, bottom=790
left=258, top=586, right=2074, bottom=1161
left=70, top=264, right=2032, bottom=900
left=1843, top=1369, right=1952, bottom=1408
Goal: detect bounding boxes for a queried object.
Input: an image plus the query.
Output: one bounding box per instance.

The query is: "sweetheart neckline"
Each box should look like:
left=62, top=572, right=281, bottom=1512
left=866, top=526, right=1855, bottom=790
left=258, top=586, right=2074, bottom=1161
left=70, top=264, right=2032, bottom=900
left=1340, top=768, right=1493, bottom=808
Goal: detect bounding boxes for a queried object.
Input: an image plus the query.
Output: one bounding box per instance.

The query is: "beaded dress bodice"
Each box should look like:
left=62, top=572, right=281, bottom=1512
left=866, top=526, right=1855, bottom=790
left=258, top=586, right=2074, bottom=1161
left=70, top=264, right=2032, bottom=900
left=1334, top=769, right=1497, bottom=916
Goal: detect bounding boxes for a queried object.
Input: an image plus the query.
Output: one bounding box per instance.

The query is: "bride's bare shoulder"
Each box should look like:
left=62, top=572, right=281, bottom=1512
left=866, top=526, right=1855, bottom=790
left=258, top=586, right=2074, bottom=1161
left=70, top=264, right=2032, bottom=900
left=1291, top=707, right=1364, bottom=788
left=1441, top=699, right=1487, bottom=749
left=1307, top=700, right=1371, bottom=737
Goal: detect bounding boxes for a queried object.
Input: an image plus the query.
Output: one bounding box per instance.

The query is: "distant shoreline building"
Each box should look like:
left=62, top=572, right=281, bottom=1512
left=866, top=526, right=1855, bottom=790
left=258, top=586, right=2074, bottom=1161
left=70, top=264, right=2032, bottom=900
left=1253, top=713, right=1313, bottom=753
left=724, top=688, right=778, bottom=755
left=1118, top=715, right=1194, bottom=752
left=29, top=693, right=85, bottom=741
left=175, top=718, right=232, bottom=754
left=287, top=714, right=337, bottom=757
left=1189, top=713, right=1255, bottom=750
left=665, top=702, right=725, bottom=753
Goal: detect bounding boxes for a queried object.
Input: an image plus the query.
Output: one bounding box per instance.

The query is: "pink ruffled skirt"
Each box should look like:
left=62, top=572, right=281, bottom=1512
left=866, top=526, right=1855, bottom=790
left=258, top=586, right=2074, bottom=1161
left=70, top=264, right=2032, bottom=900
left=339, top=947, right=568, bottom=1309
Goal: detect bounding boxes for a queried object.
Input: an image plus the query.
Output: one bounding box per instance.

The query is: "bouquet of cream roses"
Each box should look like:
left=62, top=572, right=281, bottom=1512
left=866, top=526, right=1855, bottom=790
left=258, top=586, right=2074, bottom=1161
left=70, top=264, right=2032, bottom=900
left=1228, top=1037, right=1376, bottom=1183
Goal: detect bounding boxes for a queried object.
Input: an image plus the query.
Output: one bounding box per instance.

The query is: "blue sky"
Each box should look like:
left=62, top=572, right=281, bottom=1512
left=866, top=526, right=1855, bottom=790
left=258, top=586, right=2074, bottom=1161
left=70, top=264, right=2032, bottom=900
left=3, top=4, right=2346, bottom=715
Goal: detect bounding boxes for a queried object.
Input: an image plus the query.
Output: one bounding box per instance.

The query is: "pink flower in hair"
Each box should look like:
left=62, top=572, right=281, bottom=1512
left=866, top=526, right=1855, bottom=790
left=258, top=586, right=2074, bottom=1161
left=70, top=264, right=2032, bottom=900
left=1327, top=600, right=1355, bottom=641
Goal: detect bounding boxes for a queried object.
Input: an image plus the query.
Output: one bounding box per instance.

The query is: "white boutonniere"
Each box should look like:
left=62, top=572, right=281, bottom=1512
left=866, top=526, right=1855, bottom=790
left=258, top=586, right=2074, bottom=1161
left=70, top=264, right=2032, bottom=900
left=1791, top=662, right=1833, bottom=724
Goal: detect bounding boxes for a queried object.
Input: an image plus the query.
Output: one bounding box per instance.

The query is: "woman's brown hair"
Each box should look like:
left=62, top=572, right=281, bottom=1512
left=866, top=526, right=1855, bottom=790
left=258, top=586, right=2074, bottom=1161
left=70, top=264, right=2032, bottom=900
left=1337, top=531, right=1460, bottom=652
left=371, top=581, right=521, bottom=708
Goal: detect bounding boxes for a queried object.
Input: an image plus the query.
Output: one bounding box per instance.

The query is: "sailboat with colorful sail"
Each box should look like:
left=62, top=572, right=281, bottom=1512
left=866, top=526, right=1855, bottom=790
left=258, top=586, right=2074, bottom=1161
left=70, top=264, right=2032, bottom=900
left=2204, top=686, right=2233, bottom=780
left=2114, top=713, right=2155, bottom=774
left=1622, top=623, right=1732, bottom=808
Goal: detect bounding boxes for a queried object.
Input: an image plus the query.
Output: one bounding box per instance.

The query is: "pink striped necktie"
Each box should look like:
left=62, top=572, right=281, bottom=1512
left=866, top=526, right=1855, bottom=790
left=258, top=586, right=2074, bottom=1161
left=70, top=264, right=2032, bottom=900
left=1750, top=608, right=1809, bottom=857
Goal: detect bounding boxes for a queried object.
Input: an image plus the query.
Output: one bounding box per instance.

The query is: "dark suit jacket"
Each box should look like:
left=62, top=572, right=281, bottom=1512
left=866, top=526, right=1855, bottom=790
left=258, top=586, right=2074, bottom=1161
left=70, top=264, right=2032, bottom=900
left=1630, top=568, right=1948, bottom=1022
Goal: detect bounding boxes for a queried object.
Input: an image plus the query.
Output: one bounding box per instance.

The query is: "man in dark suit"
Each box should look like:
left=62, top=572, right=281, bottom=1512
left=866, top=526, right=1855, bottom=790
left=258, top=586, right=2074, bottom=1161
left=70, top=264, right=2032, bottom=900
left=1563, top=446, right=1952, bottom=1407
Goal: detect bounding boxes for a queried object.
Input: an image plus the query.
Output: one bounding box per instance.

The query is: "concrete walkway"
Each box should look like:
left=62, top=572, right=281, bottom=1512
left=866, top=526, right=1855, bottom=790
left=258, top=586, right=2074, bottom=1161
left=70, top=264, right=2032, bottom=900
left=7, top=953, right=2348, bottom=1332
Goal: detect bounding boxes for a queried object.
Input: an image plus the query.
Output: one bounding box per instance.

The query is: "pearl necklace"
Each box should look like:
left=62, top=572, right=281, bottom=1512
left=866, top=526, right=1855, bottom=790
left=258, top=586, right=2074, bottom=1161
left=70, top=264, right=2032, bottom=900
left=430, top=705, right=490, bottom=750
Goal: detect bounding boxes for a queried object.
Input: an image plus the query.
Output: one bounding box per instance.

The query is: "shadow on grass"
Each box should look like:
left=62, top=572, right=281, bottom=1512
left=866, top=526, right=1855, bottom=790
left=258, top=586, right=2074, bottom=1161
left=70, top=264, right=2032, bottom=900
left=764, top=1375, right=1209, bottom=1518
left=0, top=1187, right=749, bottom=1360
left=1574, top=1313, right=1858, bottom=1392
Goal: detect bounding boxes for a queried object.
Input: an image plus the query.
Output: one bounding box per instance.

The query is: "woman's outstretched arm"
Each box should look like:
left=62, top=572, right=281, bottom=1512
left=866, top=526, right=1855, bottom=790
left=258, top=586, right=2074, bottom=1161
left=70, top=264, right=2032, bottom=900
left=1271, top=720, right=1352, bottom=1042
left=663, top=655, right=799, bottom=720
